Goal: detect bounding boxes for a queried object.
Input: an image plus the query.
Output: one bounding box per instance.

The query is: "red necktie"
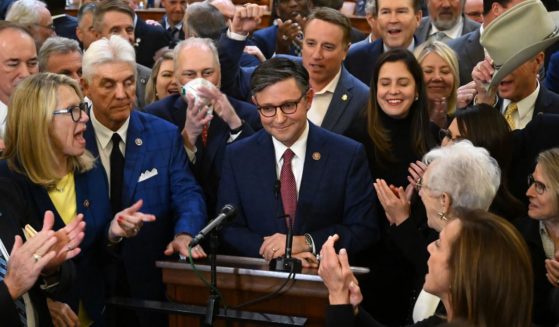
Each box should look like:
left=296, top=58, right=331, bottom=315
left=201, top=123, right=209, bottom=146
left=280, top=149, right=297, bottom=227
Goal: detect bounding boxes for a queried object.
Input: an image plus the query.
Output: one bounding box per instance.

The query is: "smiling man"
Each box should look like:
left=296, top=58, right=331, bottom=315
left=219, top=6, right=369, bottom=135
left=345, top=0, right=422, bottom=85
left=217, top=57, right=377, bottom=265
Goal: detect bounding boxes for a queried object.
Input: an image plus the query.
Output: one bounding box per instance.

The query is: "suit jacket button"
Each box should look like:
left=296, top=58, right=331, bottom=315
left=83, top=200, right=90, bottom=208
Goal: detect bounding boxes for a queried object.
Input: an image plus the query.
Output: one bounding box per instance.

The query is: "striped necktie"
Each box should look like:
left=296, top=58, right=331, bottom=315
left=0, top=249, right=27, bottom=326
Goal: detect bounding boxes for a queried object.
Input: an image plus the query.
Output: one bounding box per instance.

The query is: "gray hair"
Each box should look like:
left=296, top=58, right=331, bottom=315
left=77, top=2, right=97, bottom=25
left=39, top=37, right=82, bottom=72
left=423, top=140, right=501, bottom=211
left=365, top=0, right=376, bottom=16
left=82, top=35, right=136, bottom=83
left=173, top=37, right=220, bottom=75
left=5, top=0, right=46, bottom=25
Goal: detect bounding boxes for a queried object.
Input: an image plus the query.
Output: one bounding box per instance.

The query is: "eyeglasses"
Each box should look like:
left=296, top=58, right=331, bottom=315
left=415, top=176, right=427, bottom=192
left=53, top=102, right=90, bottom=122
left=255, top=92, right=307, bottom=118
left=439, top=129, right=464, bottom=143
left=527, top=174, right=546, bottom=195
left=33, top=23, right=55, bottom=31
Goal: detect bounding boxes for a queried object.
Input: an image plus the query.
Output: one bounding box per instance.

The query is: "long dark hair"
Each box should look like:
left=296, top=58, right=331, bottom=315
left=455, top=104, right=525, bottom=219
left=368, top=48, right=434, bottom=165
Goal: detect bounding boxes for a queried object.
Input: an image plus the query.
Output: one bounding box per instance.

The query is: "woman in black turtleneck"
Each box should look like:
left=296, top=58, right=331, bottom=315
left=345, top=48, right=438, bottom=326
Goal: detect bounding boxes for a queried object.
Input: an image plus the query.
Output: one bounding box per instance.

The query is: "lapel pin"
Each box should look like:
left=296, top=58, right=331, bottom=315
left=312, top=152, right=321, bottom=160
left=83, top=199, right=90, bottom=208
left=341, top=94, right=348, bottom=101
left=135, top=138, right=143, bottom=146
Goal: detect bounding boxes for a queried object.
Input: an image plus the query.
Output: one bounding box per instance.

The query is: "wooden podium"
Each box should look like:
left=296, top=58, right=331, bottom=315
left=157, top=255, right=368, bottom=326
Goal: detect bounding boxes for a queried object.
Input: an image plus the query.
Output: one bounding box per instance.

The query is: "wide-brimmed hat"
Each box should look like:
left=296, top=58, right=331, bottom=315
left=480, top=0, right=559, bottom=89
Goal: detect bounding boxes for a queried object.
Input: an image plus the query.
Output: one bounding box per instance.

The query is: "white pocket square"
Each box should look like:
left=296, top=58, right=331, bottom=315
left=138, top=168, right=158, bottom=182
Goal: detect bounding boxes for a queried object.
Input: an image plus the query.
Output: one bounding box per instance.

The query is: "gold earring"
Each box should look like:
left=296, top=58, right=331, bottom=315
left=438, top=211, right=448, bottom=222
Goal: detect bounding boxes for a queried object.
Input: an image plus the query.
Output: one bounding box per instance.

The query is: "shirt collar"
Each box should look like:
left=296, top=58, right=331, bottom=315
left=165, top=16, right=183, bottom=30
left=52, top=14, right=66, bottom=19
left=314, top=68, right=342, bottom=95
left=272, top=120, right=309, bottom=164
left=90, top=107, right=130, bottom=150
left=503, top=82, right=539, bottom=121
left=430, top=16, right=464, bottom=39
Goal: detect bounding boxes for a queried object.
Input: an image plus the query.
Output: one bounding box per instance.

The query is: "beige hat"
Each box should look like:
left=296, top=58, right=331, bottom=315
left=480, top=0, right=559, bottom=89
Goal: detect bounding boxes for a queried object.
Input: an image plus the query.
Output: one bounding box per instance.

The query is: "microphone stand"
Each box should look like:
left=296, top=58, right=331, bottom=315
left=203, top=227, right=220, bottom=326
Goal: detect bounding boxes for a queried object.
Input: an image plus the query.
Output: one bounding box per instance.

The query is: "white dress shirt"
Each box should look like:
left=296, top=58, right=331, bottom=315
left=0, top=100, right=7, bottom=139
left=308, top=69, right=342, bottom=127
left=272, top=121, right=309, bottom=196
left=501, top=82, right=539, bottom=130
left=90, top=108, right=130, bottom=194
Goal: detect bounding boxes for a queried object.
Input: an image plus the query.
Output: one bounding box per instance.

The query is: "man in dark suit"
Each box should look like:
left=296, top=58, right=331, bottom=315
left=414, top=0, right=480, bottom=44
left=159, top=0, right=186, bottom=46
left=220, top=6, right=369, bottom=136
left=345, top=0, right=422, bottom=85
left=252, top=0, right=312, bottom=59
left=82, top=35, right=206, bottom=326
left=92, top=0, right=153, bottom=108
left=448, top=0, right=524, bottom=87
left=44, top=0, right=79, bottom=41
left=145, top=37, right=261, bottom=217
left=133, top=14, right=170, bottom=68
left=217, top=57, right=378, bottom=265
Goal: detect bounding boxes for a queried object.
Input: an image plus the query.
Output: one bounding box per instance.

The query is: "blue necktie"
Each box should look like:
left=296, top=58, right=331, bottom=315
left=0, top=249, right=27, bottom=326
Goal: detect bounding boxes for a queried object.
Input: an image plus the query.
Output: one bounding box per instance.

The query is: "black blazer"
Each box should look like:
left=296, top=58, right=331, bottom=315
left=0, top=177, right=61, bottom=327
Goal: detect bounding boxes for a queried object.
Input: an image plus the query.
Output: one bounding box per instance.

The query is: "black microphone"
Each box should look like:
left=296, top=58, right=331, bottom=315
left=269, top=214, right=302, bottom=273
left=189, top=204, right=236, bottom=247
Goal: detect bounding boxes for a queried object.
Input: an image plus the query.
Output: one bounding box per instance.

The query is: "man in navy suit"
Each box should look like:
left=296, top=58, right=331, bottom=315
left=217, top=58, right=378, bottom=265
left=145, top=37, right=261, bottom=217
left=82, top=35, right=206, bottom=326
left=345, top=0, right=422, bottom=85
left=219, top=6, right=369, bottom=136
left=159, top=0, right=186, bottom=45
left=44, top=0, right=79, bottom=41
left=252, top=0, right=312, bottom=59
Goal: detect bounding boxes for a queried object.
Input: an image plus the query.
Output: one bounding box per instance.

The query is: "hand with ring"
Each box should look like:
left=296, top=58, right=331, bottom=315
left=164, top=233, right=207, bottom=259
left=108, top=199, right=156, bottom=241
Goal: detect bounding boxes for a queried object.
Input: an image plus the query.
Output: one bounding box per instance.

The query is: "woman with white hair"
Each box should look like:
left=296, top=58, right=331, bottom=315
left=373, top=140, right=502, bottom=322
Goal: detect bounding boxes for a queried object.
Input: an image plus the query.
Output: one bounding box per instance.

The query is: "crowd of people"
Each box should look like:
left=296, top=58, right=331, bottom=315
left=0, top=0, right=558, bottom=326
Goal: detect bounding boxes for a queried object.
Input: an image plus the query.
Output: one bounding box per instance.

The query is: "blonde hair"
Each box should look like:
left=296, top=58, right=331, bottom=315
left=414, top=40, right=460, bottom=116
left=535, top=147, right=559, bottom=214
left=3, top=73, right=95, bottom=188
left=145, top=50, right=174, bottom=105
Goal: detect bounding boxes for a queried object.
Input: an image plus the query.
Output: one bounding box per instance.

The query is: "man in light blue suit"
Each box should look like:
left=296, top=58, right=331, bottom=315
left=217, top=58, right=378, bottom=266
left=82, top=35, right=206, bottom=326
left=219, top=6, right=369, bottom=136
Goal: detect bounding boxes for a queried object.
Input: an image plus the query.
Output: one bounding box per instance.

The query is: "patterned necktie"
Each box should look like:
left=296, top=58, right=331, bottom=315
left=110, top=133, right=124, bottom=215
left=280, top=149, right=297, bottom=227
left=431, top=31, right=449, bottom=42
left=504, top=102, right=518, bottom=130
left=201, top=124, right=209, bottom=147
left=0, top=249, right=27, bottom=326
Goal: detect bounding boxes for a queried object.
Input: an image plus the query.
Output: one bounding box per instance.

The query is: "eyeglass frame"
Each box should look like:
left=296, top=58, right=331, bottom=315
left=439, top=128, right=464, bottom=143
left=33, top=22, right=55, bottom=31
left=527, top=174, right=546, bottom=195
left=254, top=90, right=308, bottom=118
left=53, top=102, right=90, bottom=122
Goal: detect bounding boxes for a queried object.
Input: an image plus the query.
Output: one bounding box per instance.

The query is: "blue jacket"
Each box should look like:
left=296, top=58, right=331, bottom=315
left=217, top=122, right=379, bottom=259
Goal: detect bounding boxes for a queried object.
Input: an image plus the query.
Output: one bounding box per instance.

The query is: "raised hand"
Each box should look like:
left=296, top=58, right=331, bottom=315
left=108, top=199, right=156, bottom=241
left=230, top=4, right=264, bottom=35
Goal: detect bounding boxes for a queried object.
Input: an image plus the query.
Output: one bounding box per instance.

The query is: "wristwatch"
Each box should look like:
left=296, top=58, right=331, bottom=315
left=304, top=233, right=315, bottom=253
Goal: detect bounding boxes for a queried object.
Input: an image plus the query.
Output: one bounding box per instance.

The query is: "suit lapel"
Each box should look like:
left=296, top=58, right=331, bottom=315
left=122, top=111, right=146, bottom=206
left=322, top=68, right=354, bottom=131
left=294, top=124, right=327, bottom=233
left=254, top=132, right=288, bottom=233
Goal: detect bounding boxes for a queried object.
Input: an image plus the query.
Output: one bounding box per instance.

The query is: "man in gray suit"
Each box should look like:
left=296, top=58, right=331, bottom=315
left=449, top=0, right=524, bottom=87
left=414, top=0, right=479, bottom=44
left=92, top=0, right=151, bottom=109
